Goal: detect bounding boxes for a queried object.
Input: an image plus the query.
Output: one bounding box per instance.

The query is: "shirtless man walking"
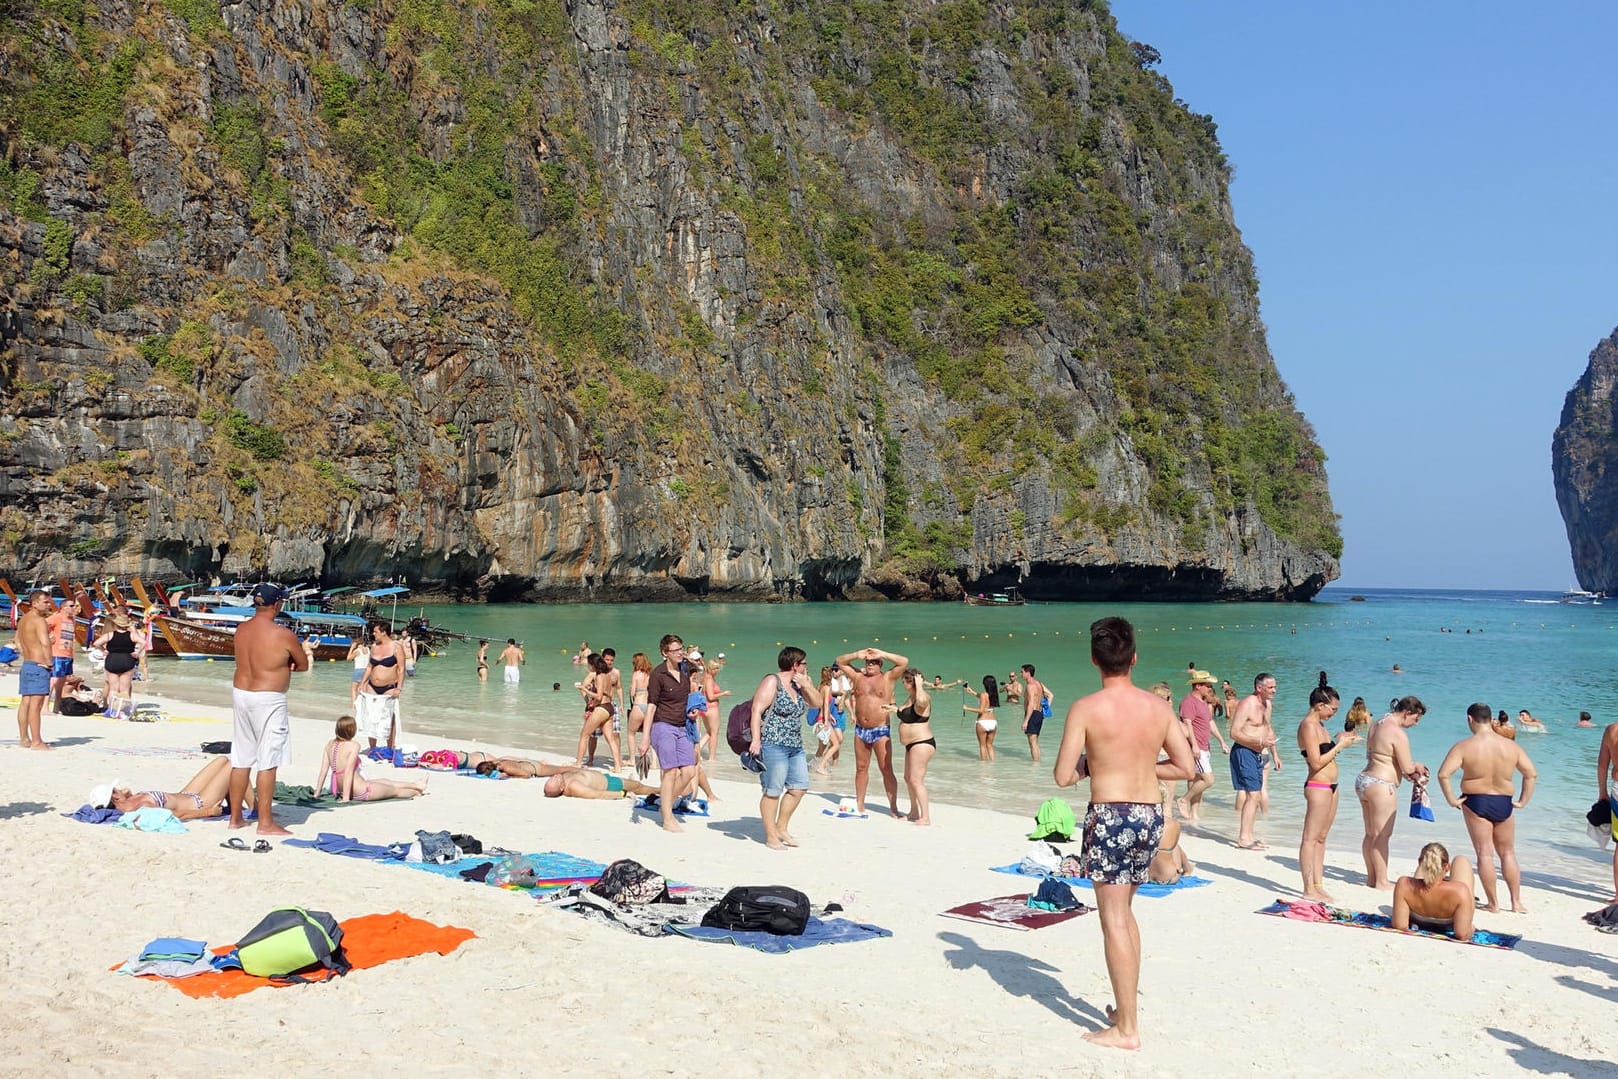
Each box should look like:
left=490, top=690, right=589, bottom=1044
left=229, top=584, right=308, bottom=837
left=1229, top=673, right=1279, bottom=850
left=16, top=590, right=54, bottom=749
left=498, top=638, right=524, bottom=684
left=835, top=646, right=909, bottom=817
left=1021, top=663, right=1053, bottom=763
left=1054, top=616, right=1194, bottom=1051
left=1600, top=719, right=1618, bottom=902
left=1437, top=702, right=1537, bottom=913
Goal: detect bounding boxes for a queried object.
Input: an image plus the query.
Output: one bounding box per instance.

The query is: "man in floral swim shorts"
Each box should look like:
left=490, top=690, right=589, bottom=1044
left=1054, top=616, right=1194, bottom=1052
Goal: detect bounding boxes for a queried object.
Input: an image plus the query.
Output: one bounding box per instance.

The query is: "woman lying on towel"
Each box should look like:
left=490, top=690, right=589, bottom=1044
left=316, top=716, right=429, bottom=802
left=107, top=755, right=243, bottom=820
left=1391, top=842, right=1476, bottom=941
left=475, top=757, right=576, bottom=779
left=417, top=749, right=498, bottom=771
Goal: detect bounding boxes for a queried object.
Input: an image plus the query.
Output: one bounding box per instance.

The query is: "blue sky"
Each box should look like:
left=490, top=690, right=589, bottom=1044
left=1111, top=1, right=1618, bottom=590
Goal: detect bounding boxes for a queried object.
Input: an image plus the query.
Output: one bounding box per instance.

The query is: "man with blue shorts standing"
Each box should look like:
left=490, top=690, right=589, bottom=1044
left=1229, top=673, right=1279, bottom=850
left=16, top=590, right=54, bottom=749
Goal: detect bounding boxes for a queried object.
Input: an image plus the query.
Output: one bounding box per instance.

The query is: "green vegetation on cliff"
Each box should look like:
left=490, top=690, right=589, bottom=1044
left=0, top=0, right=1340, bottom=590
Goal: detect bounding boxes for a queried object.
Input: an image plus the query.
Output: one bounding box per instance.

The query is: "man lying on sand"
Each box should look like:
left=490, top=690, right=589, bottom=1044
left=542, top=768, right=658, bottom=800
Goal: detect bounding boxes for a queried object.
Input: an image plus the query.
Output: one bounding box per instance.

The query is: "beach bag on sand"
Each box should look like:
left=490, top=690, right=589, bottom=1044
left=590, top=859, right=669, bottom=905
left=234, top=907, right=349, bottom=981
left=726, top=702, right=754, bottom=755
left=701, top=885, right=810, bottom=936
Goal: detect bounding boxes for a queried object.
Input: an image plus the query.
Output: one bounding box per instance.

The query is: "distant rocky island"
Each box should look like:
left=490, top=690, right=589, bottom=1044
left=0, top=0, right=1339, bottom=601
left=1554, top=327, right=1618, bottom=592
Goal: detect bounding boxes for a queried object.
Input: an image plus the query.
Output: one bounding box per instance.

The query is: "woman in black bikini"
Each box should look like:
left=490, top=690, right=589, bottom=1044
left=890, top=667, right=936, bottom=825
left=476, top=641, right=489, bottom=683
left=358, top=621, right=404, bottom=750
left=1296, top=671, right=1357, bottom=902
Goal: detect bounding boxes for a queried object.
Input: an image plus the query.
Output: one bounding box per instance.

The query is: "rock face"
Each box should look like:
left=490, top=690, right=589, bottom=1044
left=1554, top=328, right=1618, bottom=591
left=0, top=0, right=1340, bottom=601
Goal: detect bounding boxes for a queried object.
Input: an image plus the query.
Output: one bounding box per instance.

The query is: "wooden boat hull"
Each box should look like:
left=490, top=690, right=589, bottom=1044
left=154, top=616, right=354, bottom=662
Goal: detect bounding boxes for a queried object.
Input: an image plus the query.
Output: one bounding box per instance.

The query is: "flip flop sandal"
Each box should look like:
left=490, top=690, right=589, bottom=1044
left=220, top=837, right=249, bottom=852
left=252, top=839, right=272, bottom=853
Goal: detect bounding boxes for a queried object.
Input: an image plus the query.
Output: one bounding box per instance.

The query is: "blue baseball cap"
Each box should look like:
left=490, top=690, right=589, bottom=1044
left=250, top=583, right=287, bottom=606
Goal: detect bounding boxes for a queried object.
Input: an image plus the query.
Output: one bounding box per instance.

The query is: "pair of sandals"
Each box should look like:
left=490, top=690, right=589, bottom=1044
left=220, top=837, right=272, bottom=853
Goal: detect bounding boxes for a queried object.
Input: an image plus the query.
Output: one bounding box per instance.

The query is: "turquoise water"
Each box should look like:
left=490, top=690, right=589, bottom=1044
left=147, top=587, right=1615, bottom=871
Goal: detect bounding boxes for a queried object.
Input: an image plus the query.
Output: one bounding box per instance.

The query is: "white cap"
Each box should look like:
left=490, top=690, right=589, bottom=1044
left=87, top=780, right=123, bottom=809
left=687, top=649, right=703, bottom=660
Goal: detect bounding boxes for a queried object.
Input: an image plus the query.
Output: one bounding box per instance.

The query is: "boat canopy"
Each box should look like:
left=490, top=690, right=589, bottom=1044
left=360, top=586, right=410, bottom=598
left=284, top=610, right=368, bottom=628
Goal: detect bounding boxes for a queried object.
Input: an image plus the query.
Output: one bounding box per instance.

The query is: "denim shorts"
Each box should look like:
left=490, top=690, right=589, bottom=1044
left=760, top=742, right=809, bottom=797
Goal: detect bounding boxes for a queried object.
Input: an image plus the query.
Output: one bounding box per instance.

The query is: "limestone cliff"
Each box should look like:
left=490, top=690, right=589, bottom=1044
left=1554, top=328, right=1618, bottom=592
left=0, top=0, right=1340, bottom=600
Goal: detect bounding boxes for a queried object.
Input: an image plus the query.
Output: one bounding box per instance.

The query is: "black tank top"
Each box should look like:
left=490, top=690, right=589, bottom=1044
left=107, top=629, right=136, bottom=655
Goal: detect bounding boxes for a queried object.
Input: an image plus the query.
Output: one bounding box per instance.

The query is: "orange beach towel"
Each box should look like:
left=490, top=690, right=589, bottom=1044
left=124, top=911, right=476, bottom=999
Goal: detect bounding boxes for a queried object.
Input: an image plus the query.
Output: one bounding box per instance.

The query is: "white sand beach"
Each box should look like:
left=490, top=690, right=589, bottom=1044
left=2, top=670, right=1616, bottom=1079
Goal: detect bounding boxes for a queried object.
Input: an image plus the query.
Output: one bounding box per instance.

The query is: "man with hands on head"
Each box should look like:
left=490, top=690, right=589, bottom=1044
left=835, top=646, right=909, bottom=817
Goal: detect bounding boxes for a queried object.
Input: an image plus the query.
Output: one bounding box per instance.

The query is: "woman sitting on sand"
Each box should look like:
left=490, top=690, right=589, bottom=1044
left=1149, top=784, right=1196, bottom=884
left=1390, top=842, right=1476, bottom=942
left=106, top=755, right=243, bottom=820
left=315, top=715, right=428, bottom=802
left=967, top=675, right=999, bottom=761
left=1297, top=672, right=1357, bottom=902
left=1355, top=695, right=1428, bottom=890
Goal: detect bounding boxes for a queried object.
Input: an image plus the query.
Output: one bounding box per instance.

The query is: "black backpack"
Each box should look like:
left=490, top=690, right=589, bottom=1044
left=725, top=701, right=754, bottom=755
left=700, top=885, right=811, bottom=935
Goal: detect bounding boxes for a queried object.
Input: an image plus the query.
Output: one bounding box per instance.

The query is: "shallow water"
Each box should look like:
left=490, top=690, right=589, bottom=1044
left=142, top=586, right=1618, bottom=883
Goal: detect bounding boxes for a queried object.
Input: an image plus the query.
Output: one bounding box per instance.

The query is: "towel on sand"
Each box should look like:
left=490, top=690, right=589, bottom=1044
left=990, top=863, right=1211, bottom=898
left=939, top=894, right=1092, bottom=931
left=1256, top=898, right=1521, bottom=949
left=668, top=917, right=892, bottom=952
left=272, top=783, right=373, bottom=808
left=634, top=795, right=709, bottom=817
left=122, top=912, right=475, bottom=997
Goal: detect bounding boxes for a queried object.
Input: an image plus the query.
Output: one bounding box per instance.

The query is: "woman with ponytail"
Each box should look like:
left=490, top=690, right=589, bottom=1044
left=1391, top=842, right=1477, bottom=941
left=1296, top=671, right=1358, bottom=901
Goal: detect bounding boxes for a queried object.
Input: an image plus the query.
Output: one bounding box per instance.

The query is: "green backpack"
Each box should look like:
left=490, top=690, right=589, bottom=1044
left=234, top=907, right=350, bottom=982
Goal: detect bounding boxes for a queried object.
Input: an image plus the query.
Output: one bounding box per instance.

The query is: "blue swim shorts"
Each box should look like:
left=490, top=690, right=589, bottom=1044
left=19, top=660, right=50, bottom=697
left=1229, top=744, right=1265, bottom=792
left=51, top=656, right=74, bottom=678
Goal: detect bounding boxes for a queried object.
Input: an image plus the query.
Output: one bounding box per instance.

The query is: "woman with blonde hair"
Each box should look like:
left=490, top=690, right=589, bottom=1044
left=1344, top=697, right=1372, bottom=730
left=1355, top=695, right=1429, bottom=889
left=316, top=715, right=428, bottom=802
left=1391, top=842, right=1476, bottom=941
left=626, top=652, right=653, bottom=772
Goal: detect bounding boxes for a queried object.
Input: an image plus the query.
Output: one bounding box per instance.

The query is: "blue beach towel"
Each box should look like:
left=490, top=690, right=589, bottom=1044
left=399, top=850, right=609, bottom=887
left=115, top=808, right=187, bottom=833
left=67, top=805, right=125, bottom=824
left=283, top=832, right=406, bottom=860
left=1255, top=898, right=1521, bottom=949
left=989, top=863, right=1212, bottom=898
left=667, top=917, right=892, bottom=953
